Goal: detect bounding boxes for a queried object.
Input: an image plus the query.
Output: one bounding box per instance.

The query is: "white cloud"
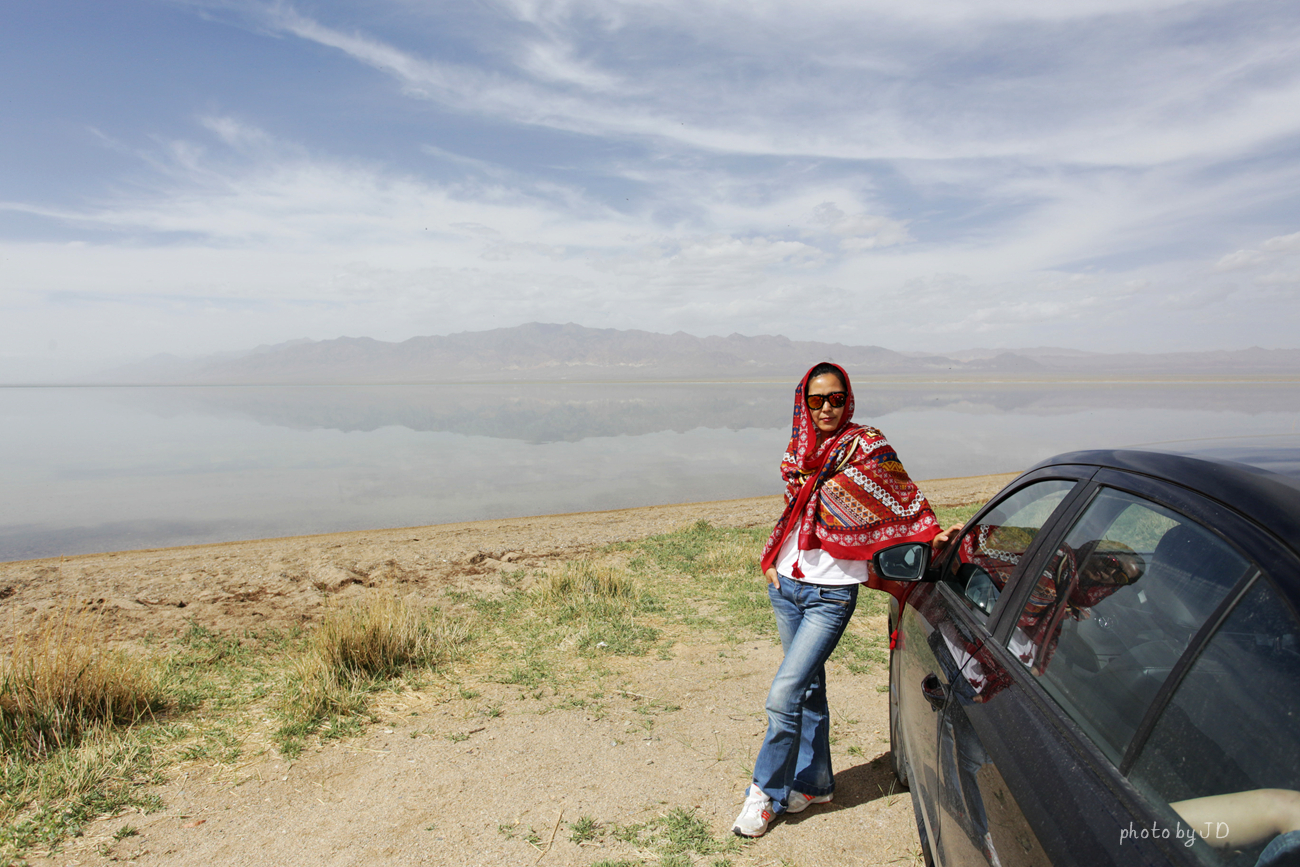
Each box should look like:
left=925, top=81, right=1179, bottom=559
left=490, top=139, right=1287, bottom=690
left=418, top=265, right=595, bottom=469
left=199, top=115, right=280, bottom=154
left=254, top=1, right=1300, bottom=172
left=1263, top=231, right=1300, bottom=253
left=1216, top=249, right=1269, bottom=272
left=1256, top=272, right=1300, bottom=288
left=8, top=119, right=645, bottom=258
left=1205, top=230, right=1300, bottom=293
left=1162, top=283, right=1240, bottom=311
left=518, top=41, right=626, bottom=93
left=809, top=203, right=912, bottom=251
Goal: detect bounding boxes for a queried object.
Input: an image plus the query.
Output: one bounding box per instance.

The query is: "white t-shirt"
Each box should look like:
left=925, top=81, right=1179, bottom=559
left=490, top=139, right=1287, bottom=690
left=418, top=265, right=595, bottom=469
left=775, top=527, right=867, bottom=586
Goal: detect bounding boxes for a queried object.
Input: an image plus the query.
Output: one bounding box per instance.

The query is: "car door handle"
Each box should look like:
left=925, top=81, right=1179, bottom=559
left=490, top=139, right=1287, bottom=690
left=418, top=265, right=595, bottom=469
left=921, top=674, right=948, bottom=711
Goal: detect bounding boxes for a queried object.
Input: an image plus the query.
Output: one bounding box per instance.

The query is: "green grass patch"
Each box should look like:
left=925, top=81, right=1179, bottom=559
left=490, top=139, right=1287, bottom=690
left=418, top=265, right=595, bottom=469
left=622, top=521, right=774, bottom=639
left=611, top=806, right=740, bottom=860
left=569, top=814, right=601, bottom=843
left=831, top=629, right=889, bottom=674
left=274, top=597, right=468, bottom=754
left=936, top=502, right=986, bottom=528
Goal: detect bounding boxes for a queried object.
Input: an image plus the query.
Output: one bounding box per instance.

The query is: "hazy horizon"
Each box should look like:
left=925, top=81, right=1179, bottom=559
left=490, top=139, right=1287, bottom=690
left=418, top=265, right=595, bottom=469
left=6, top=322, right=1300, bottom=386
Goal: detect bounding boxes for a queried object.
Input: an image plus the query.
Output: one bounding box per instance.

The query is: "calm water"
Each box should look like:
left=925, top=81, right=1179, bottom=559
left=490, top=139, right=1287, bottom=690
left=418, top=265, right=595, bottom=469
left=3, top=382, right=1298, bottom=561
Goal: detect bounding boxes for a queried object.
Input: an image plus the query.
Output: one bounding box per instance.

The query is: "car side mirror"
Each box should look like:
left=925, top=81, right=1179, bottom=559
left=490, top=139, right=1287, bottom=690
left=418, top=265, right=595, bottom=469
left=873, top=542, right=932, bottom=582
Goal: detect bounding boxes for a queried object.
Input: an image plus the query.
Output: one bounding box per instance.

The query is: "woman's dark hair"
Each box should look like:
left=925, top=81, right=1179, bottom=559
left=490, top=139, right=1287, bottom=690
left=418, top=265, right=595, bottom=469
left=807, top=362, right=844, bottom=386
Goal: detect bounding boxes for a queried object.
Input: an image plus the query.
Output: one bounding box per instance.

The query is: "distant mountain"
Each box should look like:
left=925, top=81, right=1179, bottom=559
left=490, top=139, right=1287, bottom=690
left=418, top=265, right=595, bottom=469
left=81, top=323, right=1300, bottom=384
left=910, top=346, right=1103, bottom=362
left=88, top=324, right=954, bottom=384
left=88, top=339, right=317, bottom=383
left=1028, top=347, right=1300, bottom=376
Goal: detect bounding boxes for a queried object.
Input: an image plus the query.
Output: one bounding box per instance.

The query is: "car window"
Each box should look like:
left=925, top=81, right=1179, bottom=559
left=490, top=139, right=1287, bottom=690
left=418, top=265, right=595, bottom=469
left=944, top=479, right=1076, bottom=617
left=1006, top=488, right=1252, bottom=764
left=1129, top=577, right=1300, bottom=867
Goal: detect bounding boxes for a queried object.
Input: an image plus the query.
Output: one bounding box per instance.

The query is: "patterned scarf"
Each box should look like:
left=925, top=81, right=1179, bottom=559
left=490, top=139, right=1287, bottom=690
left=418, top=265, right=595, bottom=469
left=760, top=363, right=939, bottom=590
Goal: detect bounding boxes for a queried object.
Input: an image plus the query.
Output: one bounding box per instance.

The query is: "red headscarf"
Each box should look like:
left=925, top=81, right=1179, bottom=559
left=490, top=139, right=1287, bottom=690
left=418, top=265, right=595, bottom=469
left=760, top=363, right=940, bottom=596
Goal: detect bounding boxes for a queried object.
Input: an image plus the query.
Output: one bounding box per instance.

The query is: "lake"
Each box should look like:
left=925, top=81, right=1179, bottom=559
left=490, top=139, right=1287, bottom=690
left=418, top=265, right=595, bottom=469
left=3, top=381, right=1298, bottom=561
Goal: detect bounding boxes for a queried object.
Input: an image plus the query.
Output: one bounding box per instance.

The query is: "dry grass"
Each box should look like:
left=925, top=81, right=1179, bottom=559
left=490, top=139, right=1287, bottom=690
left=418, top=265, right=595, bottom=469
left=276, top=596, right=469, bottom=748
left=535, top=559, right=642, bottom=608
left=311, top=594, right=458, bottom=680
left=0, top=607, right=166, bottom=758
left=1, top=608, right=167, bottom=862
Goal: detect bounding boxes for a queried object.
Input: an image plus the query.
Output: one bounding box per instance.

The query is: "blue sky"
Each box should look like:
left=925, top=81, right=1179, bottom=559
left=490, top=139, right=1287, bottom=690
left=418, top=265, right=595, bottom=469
left=3, top=0, right=1300, bottom=369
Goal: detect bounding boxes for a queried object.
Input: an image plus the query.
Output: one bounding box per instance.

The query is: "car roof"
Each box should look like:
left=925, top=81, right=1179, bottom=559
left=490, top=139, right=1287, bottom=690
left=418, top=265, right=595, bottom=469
left=1027, top=438, right=1300, bottom=557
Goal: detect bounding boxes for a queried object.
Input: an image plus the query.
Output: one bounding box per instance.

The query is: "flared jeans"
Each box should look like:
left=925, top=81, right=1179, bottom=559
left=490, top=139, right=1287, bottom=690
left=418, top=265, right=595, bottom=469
left=751, top=576, right=858, bottom=812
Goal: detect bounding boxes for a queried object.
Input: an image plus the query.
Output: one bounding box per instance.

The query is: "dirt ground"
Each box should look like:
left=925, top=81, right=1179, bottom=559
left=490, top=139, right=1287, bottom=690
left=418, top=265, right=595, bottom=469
left=3, top=472, right=1017, bottom=867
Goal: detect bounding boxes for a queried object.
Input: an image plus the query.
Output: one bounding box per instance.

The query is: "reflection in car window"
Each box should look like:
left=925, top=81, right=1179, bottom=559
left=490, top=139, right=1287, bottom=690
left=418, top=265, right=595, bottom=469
left=945, top=479, right=1076, bottom=617
left=1131, top=578, right=1300, bottom=867
left=1007, top=488, right=1252, bottom=764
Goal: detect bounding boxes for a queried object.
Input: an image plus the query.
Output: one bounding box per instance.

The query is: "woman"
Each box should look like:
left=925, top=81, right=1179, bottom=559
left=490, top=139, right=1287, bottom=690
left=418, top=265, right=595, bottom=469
left=733, top=361, right=955, bottom=837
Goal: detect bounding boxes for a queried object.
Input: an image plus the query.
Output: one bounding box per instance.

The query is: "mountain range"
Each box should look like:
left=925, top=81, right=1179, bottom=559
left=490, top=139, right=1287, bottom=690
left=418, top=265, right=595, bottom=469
left=82, top=323, right=1300, bottom=384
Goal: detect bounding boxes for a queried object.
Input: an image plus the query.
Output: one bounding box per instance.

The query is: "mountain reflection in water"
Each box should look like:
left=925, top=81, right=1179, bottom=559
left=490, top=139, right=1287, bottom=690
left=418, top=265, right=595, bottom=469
left=2, top=381, right=1298, bottom=561
left=112, top=381, right=1300, bottom=444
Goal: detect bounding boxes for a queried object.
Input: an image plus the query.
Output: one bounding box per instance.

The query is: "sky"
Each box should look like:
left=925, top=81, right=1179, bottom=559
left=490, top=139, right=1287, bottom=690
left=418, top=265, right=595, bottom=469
left=3, top=0, right=1300, bottom=371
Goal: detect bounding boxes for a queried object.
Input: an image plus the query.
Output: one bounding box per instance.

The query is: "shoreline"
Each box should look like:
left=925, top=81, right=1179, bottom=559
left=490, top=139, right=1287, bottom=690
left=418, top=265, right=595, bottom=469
left=0, top=472, right=1018, bottom=645
left=2, top=472, right=1017, bottom=568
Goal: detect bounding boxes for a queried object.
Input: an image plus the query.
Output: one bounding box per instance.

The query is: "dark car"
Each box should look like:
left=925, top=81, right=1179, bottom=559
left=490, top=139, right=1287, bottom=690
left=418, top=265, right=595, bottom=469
left=875, top=441, right=1300, bottom=867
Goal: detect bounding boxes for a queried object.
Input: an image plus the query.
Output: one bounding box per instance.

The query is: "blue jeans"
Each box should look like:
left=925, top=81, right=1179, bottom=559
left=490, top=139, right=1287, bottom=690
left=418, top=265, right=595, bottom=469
left=752, top=576, right=858, bottom=813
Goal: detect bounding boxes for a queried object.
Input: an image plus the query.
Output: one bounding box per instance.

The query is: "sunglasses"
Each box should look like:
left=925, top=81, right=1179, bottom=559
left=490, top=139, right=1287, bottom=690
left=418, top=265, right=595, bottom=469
left=1086, top=553, right=1142, bottom=585
left=806, top=392, right=847, bottom=410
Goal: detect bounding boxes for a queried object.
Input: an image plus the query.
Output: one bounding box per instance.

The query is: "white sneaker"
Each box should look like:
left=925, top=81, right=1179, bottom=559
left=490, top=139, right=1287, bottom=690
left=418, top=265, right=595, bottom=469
left=784, top=791, right=833, bottom=814
left=732, top=785, right=774, bottom=837
left=983, top=832, right=1004, bottom=867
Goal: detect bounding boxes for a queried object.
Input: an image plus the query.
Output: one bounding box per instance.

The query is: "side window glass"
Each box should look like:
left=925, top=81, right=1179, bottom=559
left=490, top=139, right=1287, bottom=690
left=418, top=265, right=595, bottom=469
left=1007, top=488, right=1251, bottom=764
left=944, top=479, right=1076, bottom=616
left=1131, top=578, right=1300, bottom=867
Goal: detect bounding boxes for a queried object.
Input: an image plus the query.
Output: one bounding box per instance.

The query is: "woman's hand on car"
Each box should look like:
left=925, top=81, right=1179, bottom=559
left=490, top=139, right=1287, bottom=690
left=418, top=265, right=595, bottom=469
left=931, top=524, right=964, bottom=555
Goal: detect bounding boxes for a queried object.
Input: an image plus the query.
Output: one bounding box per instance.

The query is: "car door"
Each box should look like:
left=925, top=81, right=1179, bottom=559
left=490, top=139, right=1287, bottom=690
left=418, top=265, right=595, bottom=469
left=895, top=471, right=1087, bottom=862
left=932, top=471, right=1298, bottom=867
left=1124, top=563, right=1300, bottom=867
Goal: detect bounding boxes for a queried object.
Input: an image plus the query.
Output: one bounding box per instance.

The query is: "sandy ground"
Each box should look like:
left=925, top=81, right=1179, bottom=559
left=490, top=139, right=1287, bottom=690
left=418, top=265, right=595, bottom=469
left=4, top=472, right=1018, bottom=867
